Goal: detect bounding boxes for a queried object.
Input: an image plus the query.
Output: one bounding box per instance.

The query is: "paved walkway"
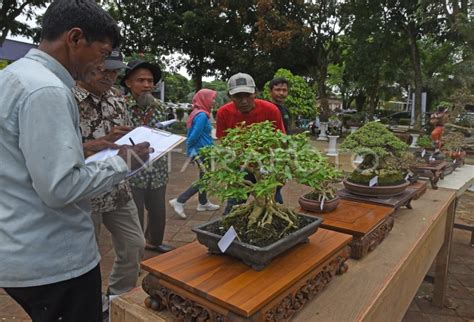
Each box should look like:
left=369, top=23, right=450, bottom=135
left=1, top=142, right=473, bottom=321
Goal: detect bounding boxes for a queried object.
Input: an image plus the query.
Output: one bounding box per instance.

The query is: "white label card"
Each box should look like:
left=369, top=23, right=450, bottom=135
left=369, top=176, right=378, bottom=187
left=320, top=196, right=325, bottom=211
left=421, top=149, right=426, bottom=158
left=218, top=226, right=238, bottom=253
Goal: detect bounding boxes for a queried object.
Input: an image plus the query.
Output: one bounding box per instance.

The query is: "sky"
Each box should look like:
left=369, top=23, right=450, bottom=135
left=11, top=8, right=214, bottom=81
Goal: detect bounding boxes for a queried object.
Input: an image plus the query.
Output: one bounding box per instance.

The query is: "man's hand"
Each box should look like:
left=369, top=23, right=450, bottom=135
left=117, top=142, right=152, bottom=171
left=83, top=139, right=121, bottom=158
left=104, top=126, right=132, bottom=142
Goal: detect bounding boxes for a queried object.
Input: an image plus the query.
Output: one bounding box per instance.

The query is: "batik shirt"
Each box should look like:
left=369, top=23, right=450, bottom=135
left=73, top=85, right=133, bottom=213
left=126, top=95, right=169, bottom=190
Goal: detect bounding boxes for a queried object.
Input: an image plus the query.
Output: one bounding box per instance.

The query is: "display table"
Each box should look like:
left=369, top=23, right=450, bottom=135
left=111, top=188, right=456, bottom=322
left=411, top=160, right=448, bottom=189
left=437, top=164, right=474, bottom=246
left=298, top=200, right=394, bottom=259
left=140, top=229, right=351, bottom=321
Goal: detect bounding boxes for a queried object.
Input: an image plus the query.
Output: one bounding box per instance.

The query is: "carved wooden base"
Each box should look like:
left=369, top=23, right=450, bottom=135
left=411, top=161, right=448, bottom=189
left=299, top=200, right=395, bottom=260
left=350, top=216, right=394, bottom=259
left=407, top=180, right=428, bottom=200
left=337, top=188, right=417, bottom=211
left=141, top=230, right=352, bottom=321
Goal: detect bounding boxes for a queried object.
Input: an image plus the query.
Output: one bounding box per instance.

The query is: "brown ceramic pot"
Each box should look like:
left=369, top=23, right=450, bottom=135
left=343, top=179, right=409, bottom=197
left=298, top=194, right=340, bottom=213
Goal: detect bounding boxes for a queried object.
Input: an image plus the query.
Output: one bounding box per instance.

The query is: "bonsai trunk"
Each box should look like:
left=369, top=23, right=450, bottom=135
left=406, top=23, right=423, bottom=130
left=223, top=194, right=299, bottom=240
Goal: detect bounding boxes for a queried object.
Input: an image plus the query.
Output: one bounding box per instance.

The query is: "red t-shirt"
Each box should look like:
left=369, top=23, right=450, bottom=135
left=216, top=99, right=286, bottom=138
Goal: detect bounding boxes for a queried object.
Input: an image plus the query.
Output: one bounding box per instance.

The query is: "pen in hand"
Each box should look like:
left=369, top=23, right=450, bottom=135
left=129, top=137, right=136, bottom=146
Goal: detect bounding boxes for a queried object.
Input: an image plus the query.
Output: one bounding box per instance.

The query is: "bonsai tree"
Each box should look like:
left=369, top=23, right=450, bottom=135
left=417, top=135, right=433, bottom=149
left=327, top=115, right=342, bottom=136
left=341, top=121, right=411, bottom=185
left=198, top=121, right=333, bottom=246
left=442, top=131, right=466, bottom=162
left=298, top=160, right=343, bottom=202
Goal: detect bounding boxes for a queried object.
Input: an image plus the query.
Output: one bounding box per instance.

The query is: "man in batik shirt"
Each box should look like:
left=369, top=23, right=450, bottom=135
left=121, top=60, right=174, bottom=253
left=73, top=51, right=145, bottom=302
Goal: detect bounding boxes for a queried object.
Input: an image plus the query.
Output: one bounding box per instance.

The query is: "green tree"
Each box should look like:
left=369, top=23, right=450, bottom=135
left=163, top=72, right=192, bottom=102
left=255, top=0, right=351, bottom=119
left=0, top=0, right=48, bottom=45
left=263, top=68, right=316, bottom=120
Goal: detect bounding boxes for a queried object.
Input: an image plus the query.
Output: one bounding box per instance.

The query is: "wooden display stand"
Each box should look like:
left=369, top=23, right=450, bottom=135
left=411, top=160, right=448, bottom=189
left=299, top=200, right=394, bottom=259
left=337, top=187, right=418, bottom=210
left=407, top=180, right=428, bottom=200
left=141, top=229, right=352, bottom=321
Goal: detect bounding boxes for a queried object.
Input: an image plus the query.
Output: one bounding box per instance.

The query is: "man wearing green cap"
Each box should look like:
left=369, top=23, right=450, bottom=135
left=121, top=59, right=175, bottom=253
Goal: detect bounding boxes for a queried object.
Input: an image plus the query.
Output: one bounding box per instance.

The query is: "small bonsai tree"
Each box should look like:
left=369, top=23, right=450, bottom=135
left=198, top=121, right=335, bottom=246
left=297, top=161, right=343, bottom=202
left=442, top=131, right=466, bottom=161
left=417, top=135, right=433, bottom=149
left=341, top=121, right=410, bottom=185
left=327, top=115, right=342, bottom=136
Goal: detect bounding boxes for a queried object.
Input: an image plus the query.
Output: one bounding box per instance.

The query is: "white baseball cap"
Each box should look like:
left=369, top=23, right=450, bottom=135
left=228, top=73, right=256, bottom=95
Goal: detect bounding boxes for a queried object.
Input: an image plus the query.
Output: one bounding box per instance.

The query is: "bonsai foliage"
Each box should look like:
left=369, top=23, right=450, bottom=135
left=442, top=131, right=464, bottom=152
left=417, top=135, right=433, bottom=149
left=262, top=68, right=317, bottom=119
left=198, top=121, right=336, bottom=246
left=341, top=122, right=410, bottom=185
left=327, top=115, right=342, bottom=136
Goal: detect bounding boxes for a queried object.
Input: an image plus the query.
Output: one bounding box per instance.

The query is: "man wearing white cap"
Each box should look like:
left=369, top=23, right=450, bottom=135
left=216, top=72, right=286, bottom=138
left=216, top=72, right=286, bottom=214
left=73, top=49, right=145, bottom=315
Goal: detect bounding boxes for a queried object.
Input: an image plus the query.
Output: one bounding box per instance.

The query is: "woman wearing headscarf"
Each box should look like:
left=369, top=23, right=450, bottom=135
left=169, top=89, right=220, bottom=218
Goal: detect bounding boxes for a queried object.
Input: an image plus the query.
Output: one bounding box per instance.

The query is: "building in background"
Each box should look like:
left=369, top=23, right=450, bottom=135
left=0, top=39, right=36, bottom=69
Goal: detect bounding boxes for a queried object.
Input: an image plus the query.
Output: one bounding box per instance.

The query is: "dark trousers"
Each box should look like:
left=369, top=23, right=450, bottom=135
left=132, top=185, right=166, bottom=247
left=4, top=264, right=102, bottom=322
left=177, top=157, right=207, bottom=205
left=223, top=173, right=284, bottom=215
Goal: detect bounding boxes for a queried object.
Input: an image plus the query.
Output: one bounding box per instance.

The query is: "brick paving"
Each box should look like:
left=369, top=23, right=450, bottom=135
left=1, top=141, right=473, bottom=321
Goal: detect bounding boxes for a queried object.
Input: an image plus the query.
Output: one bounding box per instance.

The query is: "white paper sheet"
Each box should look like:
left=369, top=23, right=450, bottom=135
left=85, top=126, right=185, bottom=176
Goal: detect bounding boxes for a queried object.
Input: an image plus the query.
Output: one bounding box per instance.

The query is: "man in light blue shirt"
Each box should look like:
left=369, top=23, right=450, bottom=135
left=0, top=1, right=150, bottom=321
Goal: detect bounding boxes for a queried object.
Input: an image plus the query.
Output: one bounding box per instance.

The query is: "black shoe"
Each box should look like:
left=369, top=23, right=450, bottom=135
left=145, top=243, right=175, bottom=253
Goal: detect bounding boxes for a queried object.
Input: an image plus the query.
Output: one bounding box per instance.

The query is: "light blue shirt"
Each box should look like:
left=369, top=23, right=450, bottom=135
left=186, top=112, right=213, bottom=157
left=0, top=49, right=129, bottom=287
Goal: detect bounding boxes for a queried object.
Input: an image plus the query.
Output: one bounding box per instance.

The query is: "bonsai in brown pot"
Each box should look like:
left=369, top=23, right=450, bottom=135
left=340, top=121, right=413, bottom=197
left=297, top=155, right=343, bottom=213
left=442, top=131, right=466, bottom=167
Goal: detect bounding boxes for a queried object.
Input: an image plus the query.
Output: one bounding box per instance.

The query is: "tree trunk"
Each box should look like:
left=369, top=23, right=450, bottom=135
left=0, top=30, right=7, bottom=47
left=367, top=73, right=380, bottom=119
left=355, top=93, right=366, bottom=112
left=193, top=73, right=203, bottom=91
left=406, top=23, right=423, bottom=129
left=317, top=63, right=330, bottom=121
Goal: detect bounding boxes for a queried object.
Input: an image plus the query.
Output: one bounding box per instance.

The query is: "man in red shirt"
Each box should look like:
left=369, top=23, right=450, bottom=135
left=216, top=73, right=285, bottom=214
left=216, top=73, right=285, bottom=138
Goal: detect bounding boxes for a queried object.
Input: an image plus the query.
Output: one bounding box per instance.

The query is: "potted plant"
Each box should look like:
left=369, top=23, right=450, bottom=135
left=345, top=113, right=364, bottom=133
left=192, top=121, right=326, bottom=270
left=297, top=161, right=343, bottom=213
left=327, top=115, right=342, bottom=156
left=415, top=135, right=443, bottom=162
left=340, top=121, right=412, bottom=197
left=442, top=131, right=466, bottom=166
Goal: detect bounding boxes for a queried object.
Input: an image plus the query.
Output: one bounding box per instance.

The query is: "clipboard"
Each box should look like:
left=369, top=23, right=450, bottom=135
left=85, top=126, right=186, bottom=176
